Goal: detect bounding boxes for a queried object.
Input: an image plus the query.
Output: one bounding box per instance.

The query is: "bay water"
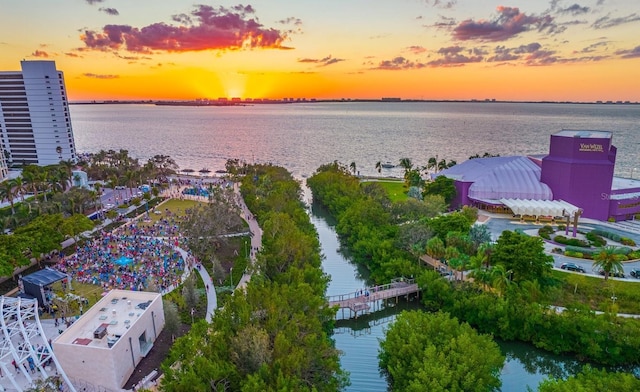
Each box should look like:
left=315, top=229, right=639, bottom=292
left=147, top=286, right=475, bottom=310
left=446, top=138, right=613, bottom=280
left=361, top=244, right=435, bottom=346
left=71, top=102, right=640, bottom=179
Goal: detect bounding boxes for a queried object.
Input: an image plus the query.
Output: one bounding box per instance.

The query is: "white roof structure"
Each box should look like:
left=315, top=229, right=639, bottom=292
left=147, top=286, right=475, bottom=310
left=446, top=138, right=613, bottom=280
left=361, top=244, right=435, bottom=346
left=436, top=156, right=554, bottom=202
left=500, top=199, right=581, bottom=217
left=0, top=296, right=75, bottom=392
left=53, top=290, right=165, bottom=391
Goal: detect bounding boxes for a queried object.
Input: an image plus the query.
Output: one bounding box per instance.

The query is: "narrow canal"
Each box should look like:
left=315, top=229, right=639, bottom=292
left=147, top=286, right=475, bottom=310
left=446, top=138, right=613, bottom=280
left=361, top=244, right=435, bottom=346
left=310, top=203, right=582, bottom=392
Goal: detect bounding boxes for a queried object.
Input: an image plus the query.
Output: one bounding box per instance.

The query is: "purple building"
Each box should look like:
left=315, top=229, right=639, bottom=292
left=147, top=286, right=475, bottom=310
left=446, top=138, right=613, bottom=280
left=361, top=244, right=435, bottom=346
left=436, top=130, right=640, bottom=222
left=541, top=130, right=615, bottom=221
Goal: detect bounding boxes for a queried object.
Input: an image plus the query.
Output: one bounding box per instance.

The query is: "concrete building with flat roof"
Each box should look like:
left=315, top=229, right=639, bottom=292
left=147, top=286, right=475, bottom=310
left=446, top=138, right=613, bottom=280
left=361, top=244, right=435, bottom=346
left=0, top=60, right=77, bottom=165
left=53, top=290, right=164, bottom=391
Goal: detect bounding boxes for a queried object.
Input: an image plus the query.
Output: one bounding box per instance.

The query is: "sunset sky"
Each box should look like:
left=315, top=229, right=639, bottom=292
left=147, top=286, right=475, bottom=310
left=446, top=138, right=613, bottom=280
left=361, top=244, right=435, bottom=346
left=2, top=0, right=639, bottom=102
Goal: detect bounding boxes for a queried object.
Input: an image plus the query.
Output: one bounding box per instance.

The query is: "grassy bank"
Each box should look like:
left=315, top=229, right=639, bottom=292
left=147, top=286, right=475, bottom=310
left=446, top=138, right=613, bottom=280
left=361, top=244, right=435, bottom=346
left=550, top=270, right=640, bottom=314
left=367, top=179, right=408, bottom=202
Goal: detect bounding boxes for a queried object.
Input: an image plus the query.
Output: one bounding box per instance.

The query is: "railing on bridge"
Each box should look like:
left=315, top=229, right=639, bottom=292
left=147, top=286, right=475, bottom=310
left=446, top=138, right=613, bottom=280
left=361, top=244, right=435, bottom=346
left=327, top=277, right=416, bottom=304
left=327, top=278, right=419, bottom=319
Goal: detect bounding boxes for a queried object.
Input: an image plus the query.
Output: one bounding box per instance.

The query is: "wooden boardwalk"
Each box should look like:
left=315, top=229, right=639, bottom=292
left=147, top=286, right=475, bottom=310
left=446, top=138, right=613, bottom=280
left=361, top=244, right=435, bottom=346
left=327, top=278, right=420, bottom=319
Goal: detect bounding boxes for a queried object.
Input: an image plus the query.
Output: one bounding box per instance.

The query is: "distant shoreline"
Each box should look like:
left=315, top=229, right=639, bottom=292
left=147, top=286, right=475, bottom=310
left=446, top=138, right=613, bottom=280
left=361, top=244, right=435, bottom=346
left=69, top=99, right=640, bottom=106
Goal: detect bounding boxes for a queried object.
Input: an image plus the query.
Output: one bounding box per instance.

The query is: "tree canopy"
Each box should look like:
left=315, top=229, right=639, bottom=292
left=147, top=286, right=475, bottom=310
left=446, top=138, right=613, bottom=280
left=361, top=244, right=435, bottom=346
left=379, top=311, right=504, bottom=392
left=537, top=366, right=640, bottom=392
left=424, top=175, right=456, bottom=205
left=161, top=164, right=347, bottom=391
left=491, top=230, right=553, bottom=284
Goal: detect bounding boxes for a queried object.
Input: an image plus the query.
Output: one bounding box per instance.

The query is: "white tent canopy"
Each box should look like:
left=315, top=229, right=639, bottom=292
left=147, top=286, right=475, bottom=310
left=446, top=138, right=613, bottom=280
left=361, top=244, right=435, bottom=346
left=500, top=198, right=581, bottom=217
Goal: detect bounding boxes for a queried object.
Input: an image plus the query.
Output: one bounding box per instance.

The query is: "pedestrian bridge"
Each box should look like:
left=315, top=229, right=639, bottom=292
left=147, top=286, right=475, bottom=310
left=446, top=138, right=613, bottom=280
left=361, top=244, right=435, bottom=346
left=327, top=278, right=420, bottom=319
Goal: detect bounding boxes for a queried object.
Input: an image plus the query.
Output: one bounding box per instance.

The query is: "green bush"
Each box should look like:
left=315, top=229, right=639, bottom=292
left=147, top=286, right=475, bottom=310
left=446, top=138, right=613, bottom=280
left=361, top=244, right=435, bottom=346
left=565, top=245, right=596, bottom=255
left=621, top=237, right=636, bottom=246
left=557, top=224, right=566, bottom=231
left=613, top=246, right=633, bottom=255
left=538, top=225, right=555, bottom=240
left=585, top=231, right=607, bottom=247
left=554, top=235, right=590, bottom=248
left=590, top=229, right=623, bottom=243
left=564, top=250, right=584, bottom=258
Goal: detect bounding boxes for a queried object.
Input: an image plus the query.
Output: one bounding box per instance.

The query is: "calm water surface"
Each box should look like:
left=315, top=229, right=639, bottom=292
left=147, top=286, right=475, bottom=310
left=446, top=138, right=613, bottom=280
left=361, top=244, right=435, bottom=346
left=312, top=204, right=583, bottom=392
left=71, top=102, right=640, bottom=178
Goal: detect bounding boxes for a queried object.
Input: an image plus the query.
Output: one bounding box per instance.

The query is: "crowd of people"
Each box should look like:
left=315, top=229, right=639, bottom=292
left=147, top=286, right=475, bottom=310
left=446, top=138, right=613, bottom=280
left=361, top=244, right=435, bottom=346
left=121, top=211, right=184, bottom=238
left=53, top=225, right=186, bottom=293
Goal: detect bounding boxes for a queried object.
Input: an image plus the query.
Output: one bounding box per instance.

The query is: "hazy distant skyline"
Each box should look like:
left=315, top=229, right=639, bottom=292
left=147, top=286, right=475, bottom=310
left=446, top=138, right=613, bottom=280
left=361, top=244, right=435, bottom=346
left=2, top=0, right=639, bottom=102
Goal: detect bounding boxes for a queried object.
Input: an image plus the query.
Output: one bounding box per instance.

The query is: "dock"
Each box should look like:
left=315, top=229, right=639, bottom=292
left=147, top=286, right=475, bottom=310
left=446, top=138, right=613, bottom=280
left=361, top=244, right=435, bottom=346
left=327, top=278, right=420, bottom=319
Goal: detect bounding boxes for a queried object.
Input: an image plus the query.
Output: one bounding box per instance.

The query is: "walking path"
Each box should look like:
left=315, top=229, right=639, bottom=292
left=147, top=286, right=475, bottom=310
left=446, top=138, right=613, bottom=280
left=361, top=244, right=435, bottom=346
left=233, top=182, right=262, bottom=290
left=194, top=263, right=216, bottom=323
left=166, top=245, right=217, bottom=323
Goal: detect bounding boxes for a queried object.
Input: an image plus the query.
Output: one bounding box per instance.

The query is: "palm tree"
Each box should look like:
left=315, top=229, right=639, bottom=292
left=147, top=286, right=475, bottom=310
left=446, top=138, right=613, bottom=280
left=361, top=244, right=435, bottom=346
left=468, top=245, right=493, bottom=289
left=51, top=166, right=70, bottom=193
left=124, top=170, right=137, bottom=198
left=593, top=246, right=625, bottom=280
left=38, top=170, right=51, bottom=202
left=73, top=173, right=82, bottom=188
left=21, top=169, right=39, bottom=200
left=12, top=176, right=26, bottom=202
left=426, top=237, right=445, bottom=260
left=476, top=242, right=494, bottom=268
left=444, top=246, right=461, bottom=280
left=107, top=176, right=121, bottom=204
left=0, top=179, right=17, bottom=215
left=449, top=254, right=469, bottom=282
left=468, top=263, right=491, bottom=290
left=490, top=264, right=512, bottom=297
left=427, top=156, right=438, bottom=173
left=59, top=159, right=75, bottom=179
left=375, top=161, right=382, bottom=174
left=398, top=157, right=413, bottom=173
left=94, top=183, right=103, bottom=212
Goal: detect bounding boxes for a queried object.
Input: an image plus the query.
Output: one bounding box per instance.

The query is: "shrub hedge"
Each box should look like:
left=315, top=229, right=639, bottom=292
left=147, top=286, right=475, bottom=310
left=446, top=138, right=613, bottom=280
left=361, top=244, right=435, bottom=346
left=585, top=231, right=607, bottom=247
left=553, top=234, right=590, bottom=248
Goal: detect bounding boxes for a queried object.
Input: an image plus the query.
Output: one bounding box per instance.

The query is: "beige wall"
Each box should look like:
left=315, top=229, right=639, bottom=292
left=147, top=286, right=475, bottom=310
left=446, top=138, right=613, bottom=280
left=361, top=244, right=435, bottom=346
left=53, top=291, right=165, bottom=390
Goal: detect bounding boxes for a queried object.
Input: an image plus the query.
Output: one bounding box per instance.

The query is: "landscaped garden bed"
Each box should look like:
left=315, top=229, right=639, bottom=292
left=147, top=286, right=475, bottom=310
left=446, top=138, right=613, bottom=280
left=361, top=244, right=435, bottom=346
left=537, top=225, right=640, bottom=261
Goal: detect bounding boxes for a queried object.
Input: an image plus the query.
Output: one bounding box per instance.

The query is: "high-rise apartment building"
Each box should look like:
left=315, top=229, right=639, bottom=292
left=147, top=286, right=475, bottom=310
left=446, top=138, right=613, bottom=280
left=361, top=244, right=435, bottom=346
left=0, top=60, right=77, bottom=166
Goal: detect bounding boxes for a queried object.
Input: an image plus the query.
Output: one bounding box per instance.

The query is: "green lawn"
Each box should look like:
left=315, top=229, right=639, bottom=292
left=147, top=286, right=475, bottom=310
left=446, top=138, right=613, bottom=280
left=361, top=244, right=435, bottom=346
left=549, top=270, right=640, bottom=314
left=41, top=281, right=106, bottom=319
left=138, top=199, right=204, bottom=226
left=371, top=180, right=408, bottom=202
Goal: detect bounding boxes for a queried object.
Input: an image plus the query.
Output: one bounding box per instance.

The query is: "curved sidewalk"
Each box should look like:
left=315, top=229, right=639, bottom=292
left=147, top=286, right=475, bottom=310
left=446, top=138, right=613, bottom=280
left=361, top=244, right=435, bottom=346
left=195, top=264, right=216, bottom=322
left=233, top=182, right=262, bottom=290
left=168, top=245, right=217, bottom=323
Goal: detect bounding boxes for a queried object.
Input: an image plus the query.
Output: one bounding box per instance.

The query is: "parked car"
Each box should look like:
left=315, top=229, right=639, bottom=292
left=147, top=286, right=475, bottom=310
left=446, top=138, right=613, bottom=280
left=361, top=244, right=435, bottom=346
left=630, top=269, right=640, bottom=278
left=560, top=262, right=586, bottom=273
left=597, top=268, right=625, bottom=278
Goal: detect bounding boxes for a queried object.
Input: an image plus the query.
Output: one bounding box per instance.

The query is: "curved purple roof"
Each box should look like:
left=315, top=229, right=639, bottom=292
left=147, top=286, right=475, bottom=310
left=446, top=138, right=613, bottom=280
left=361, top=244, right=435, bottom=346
left=437, top=156, right=553, bottom=201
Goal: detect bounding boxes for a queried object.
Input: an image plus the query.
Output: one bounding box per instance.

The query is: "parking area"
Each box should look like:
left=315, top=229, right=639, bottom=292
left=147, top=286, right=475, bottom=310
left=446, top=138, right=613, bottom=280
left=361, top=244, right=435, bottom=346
left=481, top=212, right=640, bottom=282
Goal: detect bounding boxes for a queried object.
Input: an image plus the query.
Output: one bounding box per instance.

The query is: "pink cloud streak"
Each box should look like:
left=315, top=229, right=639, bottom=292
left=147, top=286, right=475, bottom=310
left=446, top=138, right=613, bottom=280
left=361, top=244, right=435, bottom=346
left=81, top=4, right=289, bottom=53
